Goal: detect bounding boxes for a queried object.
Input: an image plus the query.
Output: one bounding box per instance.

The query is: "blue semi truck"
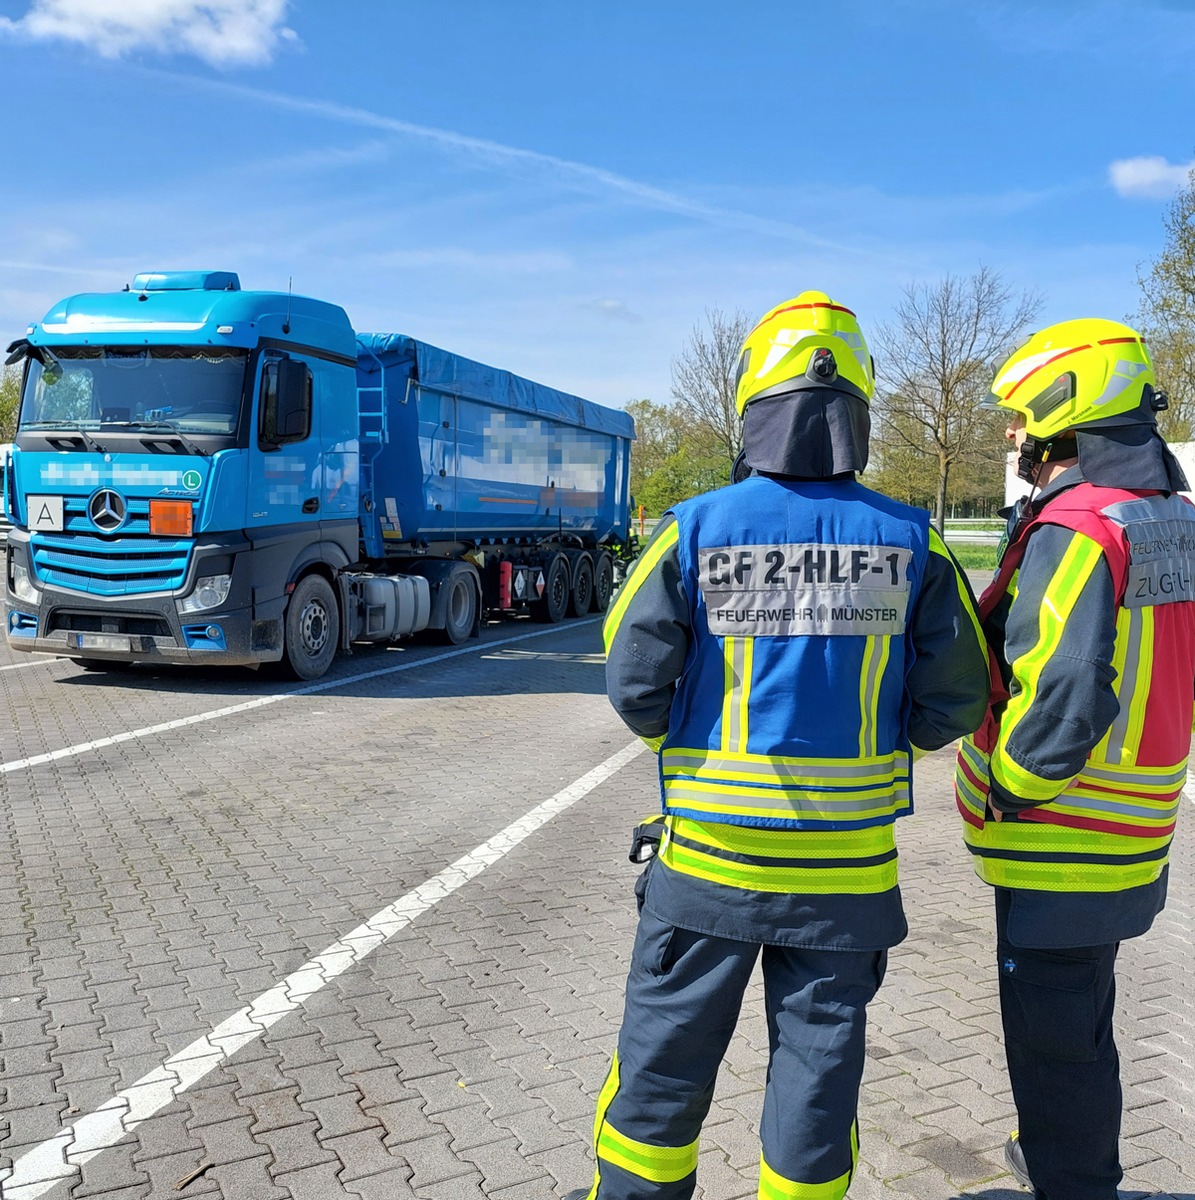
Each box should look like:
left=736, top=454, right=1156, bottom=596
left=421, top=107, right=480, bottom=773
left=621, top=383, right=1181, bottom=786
left=3, top=271, right=634, bottom=679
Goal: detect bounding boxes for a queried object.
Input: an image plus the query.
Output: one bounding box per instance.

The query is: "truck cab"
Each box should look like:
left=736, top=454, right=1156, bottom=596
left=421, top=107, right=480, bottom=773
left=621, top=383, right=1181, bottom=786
left=4, top=271, right=359, bottom=675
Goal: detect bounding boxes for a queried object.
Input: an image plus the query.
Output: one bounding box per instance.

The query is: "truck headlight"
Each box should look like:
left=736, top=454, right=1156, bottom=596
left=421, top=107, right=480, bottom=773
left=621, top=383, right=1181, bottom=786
left=177, top=574, right=232, bottom=614
left=10, top=563, right=38, bottom=605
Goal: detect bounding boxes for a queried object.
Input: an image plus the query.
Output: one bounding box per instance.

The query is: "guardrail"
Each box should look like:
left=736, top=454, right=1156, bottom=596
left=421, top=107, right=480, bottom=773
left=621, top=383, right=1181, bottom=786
left=634, top=516, right=1000, bottom=544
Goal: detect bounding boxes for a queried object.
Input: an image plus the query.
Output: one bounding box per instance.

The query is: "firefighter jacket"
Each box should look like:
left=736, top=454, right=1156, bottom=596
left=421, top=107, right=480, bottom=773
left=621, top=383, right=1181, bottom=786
left=605, top=475, right=990, bottom=950
left=955, top=471, right=1195, bottom=946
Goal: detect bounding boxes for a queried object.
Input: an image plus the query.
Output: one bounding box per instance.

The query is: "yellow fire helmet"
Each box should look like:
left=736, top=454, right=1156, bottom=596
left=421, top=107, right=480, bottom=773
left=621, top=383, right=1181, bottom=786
left=734, top=290, right=875, bottom=416
left=987, top=318, right=1155, bottom=440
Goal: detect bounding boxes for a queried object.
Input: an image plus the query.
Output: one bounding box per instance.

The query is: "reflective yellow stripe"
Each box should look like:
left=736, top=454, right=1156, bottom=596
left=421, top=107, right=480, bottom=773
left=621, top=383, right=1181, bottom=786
left=662, top=820, right=898, bottom=895
left=597, top=1121, right=700, bottom=1184
left=662, top=781, right=907, bottom=825
left=670, top=817, right=898, bottom=858
left=758, top=1121, right=858, bottom=1199
left=1122, top=606, right=1154, bottom=762
left=663, top=747, right=911, bottom=787
left=603, top=521, right=679, bottom=654
left=992, top=533, right=1105, bottom=800
left=592, top=1053, right=620, bottom=1149
left=966, top=851, right=1168, bottom=892
left=740, top=636, right=754, bottom=750
left=721, top=637, right=752, bottom=754
left=857, top=636, right=890, bottom=757
left=1095, top=606, right=1135, bottom=763
left=929, top=526, right=986, bottom=657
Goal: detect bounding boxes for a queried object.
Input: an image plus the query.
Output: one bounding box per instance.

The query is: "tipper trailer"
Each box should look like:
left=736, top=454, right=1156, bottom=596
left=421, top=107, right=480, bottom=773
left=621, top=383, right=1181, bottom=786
left=4, top=271, right=634, bottom=679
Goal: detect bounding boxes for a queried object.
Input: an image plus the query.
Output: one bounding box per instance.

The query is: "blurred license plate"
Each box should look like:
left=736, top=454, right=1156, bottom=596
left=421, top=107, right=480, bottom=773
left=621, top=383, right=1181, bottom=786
left=74, top=634, right=131, bottom=651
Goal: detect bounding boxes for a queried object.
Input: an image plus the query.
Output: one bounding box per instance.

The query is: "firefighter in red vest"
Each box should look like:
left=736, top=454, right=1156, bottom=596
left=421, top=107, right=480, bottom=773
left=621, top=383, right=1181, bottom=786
left=955, top=318, right=1195, bottom=1198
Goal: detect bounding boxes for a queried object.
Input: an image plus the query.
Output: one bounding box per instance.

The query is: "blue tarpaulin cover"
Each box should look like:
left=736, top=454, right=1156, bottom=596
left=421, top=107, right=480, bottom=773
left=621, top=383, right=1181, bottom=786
left=357, top=333, right=634, bottom=442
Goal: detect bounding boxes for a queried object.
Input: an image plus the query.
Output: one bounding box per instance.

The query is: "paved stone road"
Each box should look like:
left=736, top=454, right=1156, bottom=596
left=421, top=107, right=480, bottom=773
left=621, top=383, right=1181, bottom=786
left=0, top=614, right=1192, bottom=1199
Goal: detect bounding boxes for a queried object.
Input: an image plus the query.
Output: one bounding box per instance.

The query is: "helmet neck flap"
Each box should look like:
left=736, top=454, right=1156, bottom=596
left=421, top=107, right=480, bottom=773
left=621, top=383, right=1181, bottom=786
left=740, top=382, right=870, bottom=478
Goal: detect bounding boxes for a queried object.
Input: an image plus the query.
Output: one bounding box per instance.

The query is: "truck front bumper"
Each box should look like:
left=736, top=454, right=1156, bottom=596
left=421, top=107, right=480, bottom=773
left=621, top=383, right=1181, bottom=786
left=4, top=535, right=284, bottom=667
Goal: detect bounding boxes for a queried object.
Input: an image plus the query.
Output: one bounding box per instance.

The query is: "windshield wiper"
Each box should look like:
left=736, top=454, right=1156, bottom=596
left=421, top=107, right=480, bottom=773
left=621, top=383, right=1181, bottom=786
left=22, top=420, right=107, bottom=453
left=115, top=420, right=209, bottom=457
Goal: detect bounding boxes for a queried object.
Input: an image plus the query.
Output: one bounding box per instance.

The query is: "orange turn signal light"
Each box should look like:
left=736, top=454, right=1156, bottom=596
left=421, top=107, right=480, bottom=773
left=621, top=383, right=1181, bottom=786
left=149, top=499, right=194, bottom=536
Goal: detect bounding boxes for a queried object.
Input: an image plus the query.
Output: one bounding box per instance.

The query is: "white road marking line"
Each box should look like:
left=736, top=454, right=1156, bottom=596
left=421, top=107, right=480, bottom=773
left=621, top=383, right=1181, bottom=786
left=0, top=656, right=58, bottom=672
left=0, top=737, right=646, bottom=1200
left=1, top=619, right=600, bottom=775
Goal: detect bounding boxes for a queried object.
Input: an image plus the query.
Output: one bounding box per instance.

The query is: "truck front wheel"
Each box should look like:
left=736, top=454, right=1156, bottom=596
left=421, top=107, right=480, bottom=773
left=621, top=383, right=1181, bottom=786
left=282, top=574, right=339, bottom=680
left=438, top=569, right=478, bottom=645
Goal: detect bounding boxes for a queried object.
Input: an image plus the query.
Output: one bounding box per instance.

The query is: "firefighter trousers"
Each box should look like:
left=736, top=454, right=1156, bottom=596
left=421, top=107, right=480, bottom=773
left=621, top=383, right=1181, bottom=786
left=585, top=906, right=887, bottom=1199
left=995, top=889, right=1123, bottom=1200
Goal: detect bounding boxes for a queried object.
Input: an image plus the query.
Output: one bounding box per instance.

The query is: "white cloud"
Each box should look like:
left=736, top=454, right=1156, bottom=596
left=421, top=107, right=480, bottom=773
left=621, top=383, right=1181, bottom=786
left=0, top=0, right=296, bottom=67
left=1108, top=155, right=1195, bottom=199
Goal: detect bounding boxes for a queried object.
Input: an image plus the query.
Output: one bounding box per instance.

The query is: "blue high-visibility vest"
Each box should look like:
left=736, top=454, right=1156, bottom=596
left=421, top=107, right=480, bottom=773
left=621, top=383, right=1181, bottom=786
left=657, top=475, right=931, bottom=897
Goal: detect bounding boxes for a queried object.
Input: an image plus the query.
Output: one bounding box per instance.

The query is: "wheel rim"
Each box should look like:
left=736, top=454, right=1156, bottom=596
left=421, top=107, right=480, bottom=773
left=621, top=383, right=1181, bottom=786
left=577, top=571, right=591, bottom=607
left=552, top=566, right=567, bottom=609
left=597, top=565, right=611, bottom=604
left=300, top=600, right=329, bottom=655
left=449, top=580, right=470, bottom=630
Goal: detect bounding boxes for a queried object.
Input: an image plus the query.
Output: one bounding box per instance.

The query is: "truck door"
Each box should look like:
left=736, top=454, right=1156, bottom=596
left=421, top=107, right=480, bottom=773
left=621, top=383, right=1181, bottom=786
left=246, top=351, right=322, bottom=533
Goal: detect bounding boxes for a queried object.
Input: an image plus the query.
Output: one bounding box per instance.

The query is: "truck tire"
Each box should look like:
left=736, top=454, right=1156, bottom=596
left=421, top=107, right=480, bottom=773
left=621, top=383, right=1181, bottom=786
left=568, top=556, right=594, bottom=617
left=590, top=553, right=614, bottom=613
left=532, top=554, right=569, bottom=623
left=437, top=567, right=478, bottom=645
left=281, top=574, right=339, bottom=680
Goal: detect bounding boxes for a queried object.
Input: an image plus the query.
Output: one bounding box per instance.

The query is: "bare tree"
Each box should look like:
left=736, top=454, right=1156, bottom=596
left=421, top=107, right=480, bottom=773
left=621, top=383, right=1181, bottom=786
left=671, top=307, right=753, bottom=470
left=873, top=268, right=1042, bottom=531
left=1137, top=167, right=1195, bottom=441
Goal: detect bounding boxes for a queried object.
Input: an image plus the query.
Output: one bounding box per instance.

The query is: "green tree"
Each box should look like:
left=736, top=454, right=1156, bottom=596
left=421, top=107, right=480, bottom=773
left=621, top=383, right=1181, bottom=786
left=0, top=364, right=18, bottom=441
left=626, top=397, right=729, bottom=518
left=873, top=268, right=1041, bottom=531
left=1137, top=168, right=1195, bottom=441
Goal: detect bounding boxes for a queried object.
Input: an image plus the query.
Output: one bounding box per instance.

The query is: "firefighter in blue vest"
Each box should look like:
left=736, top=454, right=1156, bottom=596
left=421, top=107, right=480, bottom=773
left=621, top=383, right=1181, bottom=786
left=563, top=292, right=990, bottom=1200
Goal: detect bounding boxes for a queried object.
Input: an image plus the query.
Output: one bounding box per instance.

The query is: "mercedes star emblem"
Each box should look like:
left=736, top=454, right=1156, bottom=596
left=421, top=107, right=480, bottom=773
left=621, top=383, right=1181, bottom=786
left=88, top=489, right=127, bottom=532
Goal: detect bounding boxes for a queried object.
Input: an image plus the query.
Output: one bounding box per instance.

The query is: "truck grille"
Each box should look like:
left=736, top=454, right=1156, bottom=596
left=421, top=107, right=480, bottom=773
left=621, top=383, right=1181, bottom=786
left=31, top=532, right=193, bottom=596
left=63, top=495, right=154, bottom=535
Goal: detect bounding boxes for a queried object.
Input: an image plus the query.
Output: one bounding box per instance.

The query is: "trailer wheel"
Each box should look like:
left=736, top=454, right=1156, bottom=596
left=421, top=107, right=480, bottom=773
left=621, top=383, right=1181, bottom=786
left=532, top=554, right=569, bottom=623
left=590, top=553, right=614, bottom=613
left=438, top=568, right=477, bottom=645
left=281, top=574, right=339, bottom=680
left=568, top=556, right=593, bottom=617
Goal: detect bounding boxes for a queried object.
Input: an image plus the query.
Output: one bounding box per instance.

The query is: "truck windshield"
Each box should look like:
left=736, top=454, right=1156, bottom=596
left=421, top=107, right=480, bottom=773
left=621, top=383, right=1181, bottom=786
left=18, top=346, right=249, bottom=436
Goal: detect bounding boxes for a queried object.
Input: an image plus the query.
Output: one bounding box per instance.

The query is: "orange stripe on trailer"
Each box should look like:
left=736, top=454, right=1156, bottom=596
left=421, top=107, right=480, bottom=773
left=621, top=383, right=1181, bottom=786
left=1004, top=344, right=1091, bottom=399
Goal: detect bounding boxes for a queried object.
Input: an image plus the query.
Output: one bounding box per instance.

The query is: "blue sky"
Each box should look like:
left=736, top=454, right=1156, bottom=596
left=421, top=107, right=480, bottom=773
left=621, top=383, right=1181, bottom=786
left=1, top=0, right=1193, bottom=410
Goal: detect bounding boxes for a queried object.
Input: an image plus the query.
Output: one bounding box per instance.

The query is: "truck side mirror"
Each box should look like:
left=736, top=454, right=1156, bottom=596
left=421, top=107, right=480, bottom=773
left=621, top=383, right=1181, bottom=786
left=260, top=358, right=313, bottom=448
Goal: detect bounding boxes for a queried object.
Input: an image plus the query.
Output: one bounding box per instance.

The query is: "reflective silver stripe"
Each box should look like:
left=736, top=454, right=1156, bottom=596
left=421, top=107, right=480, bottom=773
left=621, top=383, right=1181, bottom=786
left=662, top=783, right=908, bottom=821
left=1060, top=790, right=1181, bottom=820
left=1079, top=761, right=1188, bottom=788
left=1103, top=608, right=1143, bottom=764
left=663, top=752, right=909, bottom=781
